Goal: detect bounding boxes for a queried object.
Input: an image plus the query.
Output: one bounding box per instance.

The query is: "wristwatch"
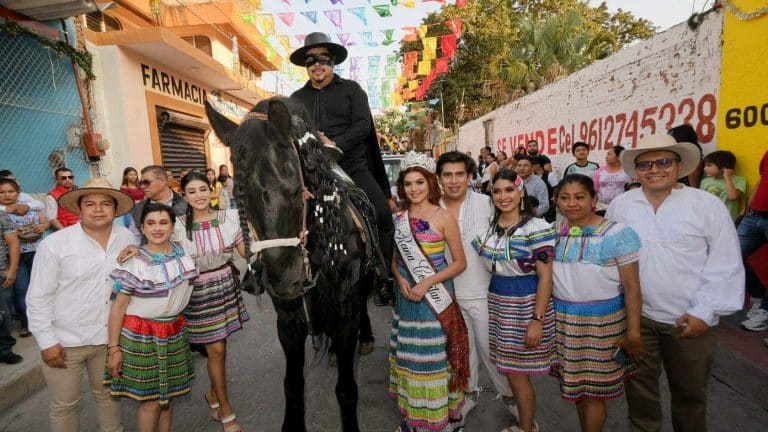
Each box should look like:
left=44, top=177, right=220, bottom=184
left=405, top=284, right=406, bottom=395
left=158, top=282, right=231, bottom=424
left=531, top=312, right=544, bottom=322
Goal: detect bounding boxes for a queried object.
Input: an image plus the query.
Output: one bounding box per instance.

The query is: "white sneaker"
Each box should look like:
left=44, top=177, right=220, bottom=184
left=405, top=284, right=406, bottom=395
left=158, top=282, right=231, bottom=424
left=741, top=308, right=768, bottom=331
left=747, top=298, right=764, bottom=319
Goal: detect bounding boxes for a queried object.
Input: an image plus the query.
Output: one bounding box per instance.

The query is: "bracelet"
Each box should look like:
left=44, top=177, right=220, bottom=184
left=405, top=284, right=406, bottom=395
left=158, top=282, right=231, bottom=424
left=531, top=312, right=545, bottom=322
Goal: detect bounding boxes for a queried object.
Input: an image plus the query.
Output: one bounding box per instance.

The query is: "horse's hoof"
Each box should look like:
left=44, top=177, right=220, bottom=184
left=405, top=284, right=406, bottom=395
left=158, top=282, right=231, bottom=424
left=358, top=340, right=375, bottom=355
left=329, top=354, right=338, bottom=367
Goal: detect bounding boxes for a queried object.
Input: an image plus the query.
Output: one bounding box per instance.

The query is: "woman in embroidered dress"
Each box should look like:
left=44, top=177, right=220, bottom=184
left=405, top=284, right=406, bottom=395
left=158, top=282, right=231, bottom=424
left=472, top=169, right=557, bottom=432
left=551, top=174, right=644, bottom=432
left=389, top=153, right=468, bottom=432
left=177, top=170, right=248, bottom=432
left=105, top=203, right=198, bottom=432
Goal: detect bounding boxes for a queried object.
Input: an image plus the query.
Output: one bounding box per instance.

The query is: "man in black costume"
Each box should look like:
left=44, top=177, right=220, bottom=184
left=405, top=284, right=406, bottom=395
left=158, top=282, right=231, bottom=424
left=290, top=33, right=394, bottom=311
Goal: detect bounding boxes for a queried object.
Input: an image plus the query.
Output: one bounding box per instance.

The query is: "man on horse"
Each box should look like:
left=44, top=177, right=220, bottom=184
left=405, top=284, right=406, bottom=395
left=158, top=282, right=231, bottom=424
left=290, top=32, right=395, bottom=308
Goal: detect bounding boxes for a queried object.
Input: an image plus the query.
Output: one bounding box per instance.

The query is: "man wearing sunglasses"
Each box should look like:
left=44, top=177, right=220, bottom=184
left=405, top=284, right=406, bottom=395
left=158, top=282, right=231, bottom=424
left=126, top=165, right=187, bottom=244
left=46, top=167, right=80, bottom=230
left=607, top=134, right=744, bottom=432
left=290, top=33, right=395, bottom=309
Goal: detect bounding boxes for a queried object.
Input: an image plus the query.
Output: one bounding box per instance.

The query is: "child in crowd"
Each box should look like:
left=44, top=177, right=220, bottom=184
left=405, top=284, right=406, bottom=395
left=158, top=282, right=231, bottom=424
left=700, top=150, right=746, bottom=222
left=563, top=142, right=600, bottom=178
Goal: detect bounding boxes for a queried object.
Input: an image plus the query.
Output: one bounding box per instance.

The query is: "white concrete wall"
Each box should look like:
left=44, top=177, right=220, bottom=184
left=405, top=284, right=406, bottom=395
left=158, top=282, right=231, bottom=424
left=458, top=14, right=723, bottom=176
left=89, top=43, right=154, bottom=187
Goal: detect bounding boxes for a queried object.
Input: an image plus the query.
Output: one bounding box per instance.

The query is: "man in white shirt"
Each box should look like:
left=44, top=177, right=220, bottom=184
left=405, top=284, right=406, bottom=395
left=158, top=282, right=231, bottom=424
left=437, top=151, right=513, bottom=418
left=26, top=178, right=135, bottom=432
left=607, top=135, right=744, bottom=432
left=127, top=165, right=187, bottom=244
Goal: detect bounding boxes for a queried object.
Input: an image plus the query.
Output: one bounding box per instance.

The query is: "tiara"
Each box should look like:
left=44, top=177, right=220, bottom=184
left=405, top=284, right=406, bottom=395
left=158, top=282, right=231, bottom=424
left=399, top=151, right=436, bottom=173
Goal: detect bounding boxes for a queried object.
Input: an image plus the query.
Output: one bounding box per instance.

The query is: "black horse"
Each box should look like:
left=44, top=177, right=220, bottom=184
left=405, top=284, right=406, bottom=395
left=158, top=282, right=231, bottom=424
left=205, top=97, right=383, bottom=432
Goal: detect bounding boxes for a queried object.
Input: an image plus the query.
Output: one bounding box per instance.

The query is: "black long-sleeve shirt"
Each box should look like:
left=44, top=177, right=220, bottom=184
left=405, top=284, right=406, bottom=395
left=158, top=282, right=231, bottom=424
left=291, top=75, right=372, bottom=174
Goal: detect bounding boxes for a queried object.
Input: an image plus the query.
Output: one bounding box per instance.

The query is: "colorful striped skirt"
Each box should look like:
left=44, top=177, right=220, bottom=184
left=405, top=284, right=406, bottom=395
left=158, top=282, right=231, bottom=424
left=388, top=271, right=463, bottom=431
left=488, top=274, right=556, bottom=375
left=103, top=314, right=193, bottom=405
left=184, top=264, right=249, bottom=344
left=550, top=294, right=637, bottom=402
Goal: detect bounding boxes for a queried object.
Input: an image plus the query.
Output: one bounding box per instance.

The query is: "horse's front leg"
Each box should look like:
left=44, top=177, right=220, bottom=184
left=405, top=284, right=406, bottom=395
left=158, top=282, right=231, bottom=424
left=335, top=281, right=361, bottom=432
left=274, top=297, right=309, bottom=432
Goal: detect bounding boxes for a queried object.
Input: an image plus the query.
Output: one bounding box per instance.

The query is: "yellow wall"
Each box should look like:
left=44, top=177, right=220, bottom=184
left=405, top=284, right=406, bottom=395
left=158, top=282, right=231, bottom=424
left=717, top=1, right=768, bottom=190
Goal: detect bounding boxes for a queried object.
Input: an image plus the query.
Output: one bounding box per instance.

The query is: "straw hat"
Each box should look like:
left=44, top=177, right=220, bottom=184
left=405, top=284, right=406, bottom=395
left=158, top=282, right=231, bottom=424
left=289, top=32, right=348, bottom=67
left=58, top=177, right=134, bottom=217
left=620, top=134, right=701, bottom=180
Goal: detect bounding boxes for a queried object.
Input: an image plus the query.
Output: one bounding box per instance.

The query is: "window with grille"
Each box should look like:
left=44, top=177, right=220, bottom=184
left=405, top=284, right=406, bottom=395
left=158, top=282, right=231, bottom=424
left=85, top=12, right=121, bottom=32
left=181, top=35, right=213, bottom=57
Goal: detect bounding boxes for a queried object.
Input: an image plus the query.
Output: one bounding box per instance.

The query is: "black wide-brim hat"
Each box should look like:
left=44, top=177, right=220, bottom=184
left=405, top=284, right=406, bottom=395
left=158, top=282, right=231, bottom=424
left=289, top=32, right=348, bottom=67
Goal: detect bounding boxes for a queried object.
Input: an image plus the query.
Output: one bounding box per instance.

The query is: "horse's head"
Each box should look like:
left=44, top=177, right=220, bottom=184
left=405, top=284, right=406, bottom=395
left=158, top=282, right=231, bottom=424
left=206, top=98, right=308, bottom=301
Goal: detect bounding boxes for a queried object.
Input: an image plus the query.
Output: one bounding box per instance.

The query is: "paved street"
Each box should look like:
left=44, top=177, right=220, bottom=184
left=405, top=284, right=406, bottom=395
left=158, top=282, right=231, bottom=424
left=1, top=293, right=767, bottom=432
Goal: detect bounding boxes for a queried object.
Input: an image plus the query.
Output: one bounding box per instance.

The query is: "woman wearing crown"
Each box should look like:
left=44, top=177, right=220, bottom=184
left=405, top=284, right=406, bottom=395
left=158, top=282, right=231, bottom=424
left=388, top=151, right=470, bottom=432
left=471, top=169, right=557, bottom=432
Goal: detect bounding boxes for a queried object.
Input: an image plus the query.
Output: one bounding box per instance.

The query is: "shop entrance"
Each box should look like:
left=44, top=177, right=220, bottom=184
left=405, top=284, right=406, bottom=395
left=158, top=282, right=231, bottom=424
left=156, top=107, right=208, bottom=175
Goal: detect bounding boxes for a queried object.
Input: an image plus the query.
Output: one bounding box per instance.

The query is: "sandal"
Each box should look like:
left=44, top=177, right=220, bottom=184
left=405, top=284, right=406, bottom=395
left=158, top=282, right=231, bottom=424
left=204, top=392, right=221, bottom=422
left=19, top=328, right=31, bottom=338
left=221, top=413, right=242, bottom=432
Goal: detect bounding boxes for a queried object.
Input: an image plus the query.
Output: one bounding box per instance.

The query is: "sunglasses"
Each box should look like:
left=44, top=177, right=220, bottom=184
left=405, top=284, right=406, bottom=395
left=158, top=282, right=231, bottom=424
left=305, top=53, right=333, bottom=68
left=139, top=178, right=159, bottom=187
left=59, top=175, right=74, bottom=180
left=635, top=157, right=679, bottom=172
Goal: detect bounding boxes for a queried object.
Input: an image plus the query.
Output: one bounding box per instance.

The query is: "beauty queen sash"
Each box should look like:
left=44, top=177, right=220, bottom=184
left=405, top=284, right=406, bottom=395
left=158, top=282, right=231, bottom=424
left=394, top=211, right=469, bottom=392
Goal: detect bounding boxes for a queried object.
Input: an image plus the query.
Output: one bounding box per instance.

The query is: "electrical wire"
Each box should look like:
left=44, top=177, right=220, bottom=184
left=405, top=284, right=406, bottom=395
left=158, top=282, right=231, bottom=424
left=173, top=0, right=298, bottom=93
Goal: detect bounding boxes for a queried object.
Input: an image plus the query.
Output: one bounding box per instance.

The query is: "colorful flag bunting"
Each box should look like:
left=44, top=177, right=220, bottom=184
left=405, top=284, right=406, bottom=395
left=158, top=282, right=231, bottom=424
left=372, top=4, right=391, bottom=17
left=281, top=0, right=291, bottom=5
left=348, top=7, right=367, bottom=26
left=440, top=34, right=457, bottom=58
left=324, top=10, right=343, bottom=29
left=408, top=80, right=418, bottom=90
left=277, top=12, right=295, bottom=27
left=279, top=35, right=291, bottom=53
left=436, top=57, right=449, bottom=73
left=381, top=29, right=395, bottom=45
left=301, top=11, right=318, bottom=23
left=294, top=34, right=306, bottom=45
left=240, top=13, right=255, bottom=23
left=418, top=25, right=428, bottom=38
left=445, top=18, right=463, bottom=37
left=417, top=60, right=431, bottom=76
left=360, top=32, right=376, bottom=47
left=257, top=14, right=275, bottom=35
left=336, top=33, right=354, bottom=46
left=401, top=0, right=415, bottom=7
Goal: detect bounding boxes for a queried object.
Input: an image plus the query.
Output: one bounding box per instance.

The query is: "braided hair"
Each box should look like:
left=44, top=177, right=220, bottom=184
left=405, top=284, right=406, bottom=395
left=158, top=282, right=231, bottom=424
left=180, top=170, right=212, bottom=241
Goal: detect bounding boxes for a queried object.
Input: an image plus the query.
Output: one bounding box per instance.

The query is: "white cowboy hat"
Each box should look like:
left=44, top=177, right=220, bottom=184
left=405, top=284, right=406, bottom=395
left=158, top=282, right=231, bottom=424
left=620, top=134, right=701, bottom=180
left=58, top=177, right=134, bottom=217
left=289, top=32, right=348, bottom=67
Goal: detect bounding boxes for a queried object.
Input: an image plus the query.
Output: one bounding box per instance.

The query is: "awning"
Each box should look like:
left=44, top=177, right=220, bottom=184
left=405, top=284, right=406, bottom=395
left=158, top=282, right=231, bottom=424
left=90, top=27, right=271, bottom=104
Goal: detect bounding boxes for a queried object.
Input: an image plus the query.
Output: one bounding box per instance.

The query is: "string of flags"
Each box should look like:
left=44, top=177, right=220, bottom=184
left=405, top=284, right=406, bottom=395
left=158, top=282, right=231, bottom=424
left=239, top=0, right=467, bottom=108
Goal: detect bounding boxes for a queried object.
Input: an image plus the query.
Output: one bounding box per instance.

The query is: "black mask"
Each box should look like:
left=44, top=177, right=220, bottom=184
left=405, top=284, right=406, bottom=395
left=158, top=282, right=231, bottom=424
left=305, top=53, right=334, bottom=68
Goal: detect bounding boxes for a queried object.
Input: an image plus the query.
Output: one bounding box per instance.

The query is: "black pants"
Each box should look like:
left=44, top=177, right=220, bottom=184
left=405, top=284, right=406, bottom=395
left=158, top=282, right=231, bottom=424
left=347, top=168, right=394, bottom=269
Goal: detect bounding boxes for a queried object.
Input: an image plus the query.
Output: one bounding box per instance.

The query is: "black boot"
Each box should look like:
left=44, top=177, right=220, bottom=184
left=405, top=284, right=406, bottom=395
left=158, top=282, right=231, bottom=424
left=373, top=277, right=395, bottom=306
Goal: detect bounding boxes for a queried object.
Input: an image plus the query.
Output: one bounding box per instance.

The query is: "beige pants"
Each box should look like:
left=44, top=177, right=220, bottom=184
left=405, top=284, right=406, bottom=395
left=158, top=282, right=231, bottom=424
left=40, top=344, right=123, bottom=432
